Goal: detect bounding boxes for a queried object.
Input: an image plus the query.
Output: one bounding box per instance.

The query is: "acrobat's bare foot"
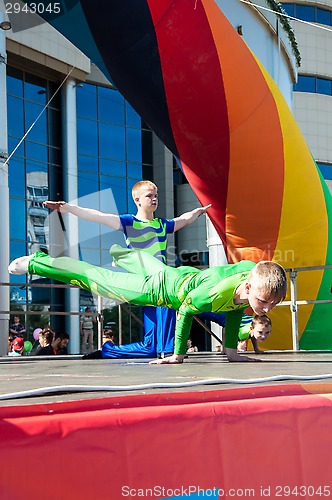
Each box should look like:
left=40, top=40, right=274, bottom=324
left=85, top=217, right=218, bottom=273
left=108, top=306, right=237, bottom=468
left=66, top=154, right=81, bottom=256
left=8, top=255, right=31, bottom=275
left=149, top=354, right=184, bottom=365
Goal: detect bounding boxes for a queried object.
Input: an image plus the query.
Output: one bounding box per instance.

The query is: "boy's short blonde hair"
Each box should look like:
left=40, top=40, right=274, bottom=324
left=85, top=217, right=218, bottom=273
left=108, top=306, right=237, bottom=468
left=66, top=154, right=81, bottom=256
left=250, top=314, right=272, bottom=330
left=248, top=261, right=287, bottom=303
left=132, top=180, right=157, bottom=200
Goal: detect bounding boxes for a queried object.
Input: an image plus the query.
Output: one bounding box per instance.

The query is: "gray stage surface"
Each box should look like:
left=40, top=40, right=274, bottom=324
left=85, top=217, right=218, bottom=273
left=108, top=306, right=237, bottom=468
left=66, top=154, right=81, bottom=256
left=0, top=351, right=332, bottom=407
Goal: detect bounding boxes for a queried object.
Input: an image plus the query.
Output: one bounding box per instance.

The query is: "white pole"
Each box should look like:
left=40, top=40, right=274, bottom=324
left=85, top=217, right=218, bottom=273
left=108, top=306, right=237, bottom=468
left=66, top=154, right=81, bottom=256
left=290, top=270, right=299, bottom=351
left=62, top=78, right=80, bottom=353
left=206, top=217, right=227, bottom=351
left=0, top=12, right=10, bottom=356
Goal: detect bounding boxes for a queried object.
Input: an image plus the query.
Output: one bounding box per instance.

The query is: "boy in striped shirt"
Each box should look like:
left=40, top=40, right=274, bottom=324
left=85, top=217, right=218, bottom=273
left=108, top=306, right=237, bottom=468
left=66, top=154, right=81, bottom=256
left=44, top=181, right=210, bottom=358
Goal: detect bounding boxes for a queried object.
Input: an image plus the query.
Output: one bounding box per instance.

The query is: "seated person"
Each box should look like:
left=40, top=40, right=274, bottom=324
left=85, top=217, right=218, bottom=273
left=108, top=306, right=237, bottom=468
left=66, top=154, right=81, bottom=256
left=8, top=336, right=24, bottom=356
left=82, top=327, right=115, bottom=360
left=37, top=331, right=69, bottom=355
left=56, top=332, right=70, bottom=355
left=186, top=337, right=198, bottom=353
left=33, top=327, right=55, bottom=355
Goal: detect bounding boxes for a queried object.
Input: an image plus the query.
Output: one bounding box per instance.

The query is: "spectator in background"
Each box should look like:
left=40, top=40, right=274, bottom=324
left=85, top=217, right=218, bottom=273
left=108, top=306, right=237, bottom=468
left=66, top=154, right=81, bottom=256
left=37, top=331, right=69, bottom=356
left=8, top=335, right=13, bottom=354
left=9, top=316, right=26, bottom=337
left=82, top=327, right=115, bottom=360
left=34, top=327, right=55, bottom=355
left=8, top=336, right=24, bottom=356
left=56, top=332, right=70, bottom=355
left=80, top=307, right=96, bottom=354
left=186, top=337, right=198, bottom=353
left=102, top=328, right=115, bottom=345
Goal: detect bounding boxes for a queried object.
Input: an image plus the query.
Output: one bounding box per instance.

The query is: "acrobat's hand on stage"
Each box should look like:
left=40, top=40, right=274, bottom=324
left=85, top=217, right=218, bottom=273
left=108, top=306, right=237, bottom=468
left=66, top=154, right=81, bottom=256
left=149, top=354, right=185, bottom=365
left=225, top=348, right=262, bottom=362
left=8, top=255, right=31, bottom=275
left=44, top=200, right=68, bottom=212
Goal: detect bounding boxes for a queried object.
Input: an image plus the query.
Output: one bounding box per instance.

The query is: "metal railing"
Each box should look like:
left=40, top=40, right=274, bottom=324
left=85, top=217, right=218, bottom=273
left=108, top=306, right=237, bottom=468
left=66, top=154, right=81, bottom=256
left=2, top=263, right=332, bottom=352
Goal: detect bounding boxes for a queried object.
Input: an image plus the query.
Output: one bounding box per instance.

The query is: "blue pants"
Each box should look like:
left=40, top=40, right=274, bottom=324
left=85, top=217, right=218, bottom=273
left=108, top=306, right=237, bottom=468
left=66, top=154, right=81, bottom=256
left=102, top=306, right=176, bottom=359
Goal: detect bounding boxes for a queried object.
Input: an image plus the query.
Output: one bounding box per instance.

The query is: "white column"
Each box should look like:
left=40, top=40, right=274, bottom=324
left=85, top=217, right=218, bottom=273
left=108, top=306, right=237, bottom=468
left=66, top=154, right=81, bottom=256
left=62, top=78, right=80, bottom=354
left=152, top=134, right=175, bottom=264
left=206, top=217, right=228, bottom=351
left=0, top=12, right=10, bottom=356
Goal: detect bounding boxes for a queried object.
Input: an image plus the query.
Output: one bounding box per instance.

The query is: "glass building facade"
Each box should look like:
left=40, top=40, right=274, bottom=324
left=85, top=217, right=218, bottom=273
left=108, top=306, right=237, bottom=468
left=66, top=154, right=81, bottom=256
left=7, top=67, right=153, bottom=342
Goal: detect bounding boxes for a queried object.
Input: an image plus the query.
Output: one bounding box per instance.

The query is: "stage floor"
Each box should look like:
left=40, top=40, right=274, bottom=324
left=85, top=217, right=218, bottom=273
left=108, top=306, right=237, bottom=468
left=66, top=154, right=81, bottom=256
left=0, top=351, right=332, bottom=406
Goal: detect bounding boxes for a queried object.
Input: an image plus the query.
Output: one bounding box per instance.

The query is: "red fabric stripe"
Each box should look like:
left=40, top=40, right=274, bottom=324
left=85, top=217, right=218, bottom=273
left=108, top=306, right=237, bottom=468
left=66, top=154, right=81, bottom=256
left=147, top=0, right=230, bottom=239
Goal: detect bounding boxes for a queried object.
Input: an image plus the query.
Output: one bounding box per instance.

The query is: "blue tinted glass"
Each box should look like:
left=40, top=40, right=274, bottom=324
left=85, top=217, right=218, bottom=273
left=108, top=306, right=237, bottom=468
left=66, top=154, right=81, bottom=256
left=295, top=75, right=315, bottom=92
left=99, top=158, right=126, bottom=177
left=101, top=231, right=126, bottom=253
left=25, top=102, right=48, bottom=143
left=26, top=142, right=48, bottom=162
left=8, top=137, right=24, bottom=157
left=10, top=198, right=26, bottom=240
left=79, top=218, right=100, bottom=250
left=127, top=128, right=142, bottom=163
left=127, top=178, right=138, bottom=214
left=98, top=87, right=125, bottom=124
left=99, top=122, right=126, bottom=160
left=9, top=158, right=25, bottom=198
left=26, top=160, right=48, bottom=175
left=316, top=8, right=331, bottom=25
left=24, top=74, right=47, bottom=104
left=127, top=163, right=142, bottom=180
left=99, top=185, right=121, bottom=214
left=7, top=96, right=24, bottom=137
left=7, top=74, right=23, bottom=97
left=77, top=118, right=98, bottom=156
left=296, top=5, right=315, bottom=22
left=317, top=163, right=332, bottom=180
left=78, top=155, right=98, bottom=173
left=79, top=247, right=101, bottom=265
left=76, top=84, right=97, bottom=120
left=10, top=240, right=27, bottom=260
left=126, top=103, right=141, bottom=128
left=100, top=175, right=127, bottom=213
left=281, top=3, right=295, bottom=17
left=78, top=171, right=99, bottom=198
left=317, top=78, right=332, bottom=95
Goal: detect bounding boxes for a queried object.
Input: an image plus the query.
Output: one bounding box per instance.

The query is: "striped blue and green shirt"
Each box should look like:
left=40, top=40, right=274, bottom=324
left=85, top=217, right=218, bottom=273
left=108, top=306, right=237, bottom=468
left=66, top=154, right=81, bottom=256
left=119, top=214, right=175, bottom=263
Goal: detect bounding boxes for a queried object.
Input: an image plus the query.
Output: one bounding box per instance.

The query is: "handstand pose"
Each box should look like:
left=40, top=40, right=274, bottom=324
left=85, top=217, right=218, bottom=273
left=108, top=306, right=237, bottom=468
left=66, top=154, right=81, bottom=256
left=9, top=246, right=287, bottom=363
left=45, top=180, right=210, bottom=358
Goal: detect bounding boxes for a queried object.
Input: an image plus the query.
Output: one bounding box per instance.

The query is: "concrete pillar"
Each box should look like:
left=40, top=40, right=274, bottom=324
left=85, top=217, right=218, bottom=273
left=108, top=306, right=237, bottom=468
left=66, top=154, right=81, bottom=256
left=61, top=78, right=80, bottom=354
left=0, top=12, right=10, bottom=356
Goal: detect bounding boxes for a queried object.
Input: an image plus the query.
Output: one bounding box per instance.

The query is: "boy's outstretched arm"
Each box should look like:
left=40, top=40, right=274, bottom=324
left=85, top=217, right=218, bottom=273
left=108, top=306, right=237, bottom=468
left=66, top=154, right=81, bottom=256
left=44, top=201, right=121, bottom=230
left=173, top=204, right=211, bottom=231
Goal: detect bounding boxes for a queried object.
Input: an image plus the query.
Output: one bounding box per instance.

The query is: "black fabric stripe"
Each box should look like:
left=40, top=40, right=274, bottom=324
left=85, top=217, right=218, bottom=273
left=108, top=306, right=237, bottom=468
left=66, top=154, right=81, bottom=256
left=80, top=0, right=179, bottom=156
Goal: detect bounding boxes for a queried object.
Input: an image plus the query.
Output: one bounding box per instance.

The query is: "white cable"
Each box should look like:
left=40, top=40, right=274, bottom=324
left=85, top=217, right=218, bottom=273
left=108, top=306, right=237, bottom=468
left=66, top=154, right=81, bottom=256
left=238, top=0, right=332, bottom=33
left=1, top=373, right=332, bottom=401
left=4, top=65, right=75, bottom=167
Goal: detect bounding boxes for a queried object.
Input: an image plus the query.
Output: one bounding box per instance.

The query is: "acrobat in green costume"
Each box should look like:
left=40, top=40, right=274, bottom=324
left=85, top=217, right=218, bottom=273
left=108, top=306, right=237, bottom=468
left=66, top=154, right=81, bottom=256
left=27, top=246, right=255, bottom=355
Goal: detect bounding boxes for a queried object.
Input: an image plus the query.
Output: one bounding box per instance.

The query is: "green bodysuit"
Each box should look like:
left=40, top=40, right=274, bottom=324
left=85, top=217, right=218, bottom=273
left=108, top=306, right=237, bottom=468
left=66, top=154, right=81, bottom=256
left=28, top=246, right=255, bottom=354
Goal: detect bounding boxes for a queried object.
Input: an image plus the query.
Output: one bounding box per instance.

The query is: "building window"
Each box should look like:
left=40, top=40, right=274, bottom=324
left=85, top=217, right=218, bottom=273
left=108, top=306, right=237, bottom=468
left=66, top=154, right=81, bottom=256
left=76, top=83, right=153, bottom=268
left=294, top=75, right=332, bottom=96
left=7, top=67, right=62, bottom=335
left=317, top=163, right=332, bottom=181
left=281, top=4, right=332, bottom=26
